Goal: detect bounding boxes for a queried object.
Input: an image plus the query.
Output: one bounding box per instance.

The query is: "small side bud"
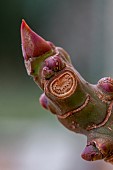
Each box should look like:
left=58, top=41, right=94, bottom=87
left=42, top=66, right=54, bottom=79
left=45, top=55, right=66, bottom=72
left=97, top=77, right=113, bottom=93
left=39, top=93, right=48, bottom=110
left=81, top=143, right=103, bottom=161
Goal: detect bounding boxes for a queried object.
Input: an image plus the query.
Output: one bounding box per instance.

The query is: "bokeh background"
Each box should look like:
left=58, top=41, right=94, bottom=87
left=1, top=0, right=113, bottom=169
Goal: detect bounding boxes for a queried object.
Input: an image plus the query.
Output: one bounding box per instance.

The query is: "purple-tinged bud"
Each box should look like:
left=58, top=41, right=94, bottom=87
left=97, top=77, right=113, bottom=93
left=45, top=55, right=66, bottom=72
left=42, top=66, right=54, bottom=79
left=81, top=143, right=103, bottom=161
left=39, top=93, right=48, bottom=110
left=20, top=19, right=52, bottom=60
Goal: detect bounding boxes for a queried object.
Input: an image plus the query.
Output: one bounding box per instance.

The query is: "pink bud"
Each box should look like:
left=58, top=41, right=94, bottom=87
left=81, top=144, right=103, bottom=161
left=97, top=77, right=113, bottom=93
left=42, top=66, right=54, bottom=79
left=45, top=55, right=66, bottom=72
left=21, top=19, right=52, bottom=60
left=39, top=93, right=48, bottom=110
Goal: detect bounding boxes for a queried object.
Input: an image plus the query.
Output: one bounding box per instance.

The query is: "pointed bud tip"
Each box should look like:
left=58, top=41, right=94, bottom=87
left=21, top=19, right=30, bottom=32
left=21, top=19, right=52, bottom=60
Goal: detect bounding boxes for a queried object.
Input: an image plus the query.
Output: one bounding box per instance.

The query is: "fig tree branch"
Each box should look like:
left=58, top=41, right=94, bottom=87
left=20, top=20, right=113, bottom=164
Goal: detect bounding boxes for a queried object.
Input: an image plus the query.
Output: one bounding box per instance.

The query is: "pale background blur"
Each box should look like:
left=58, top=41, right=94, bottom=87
left=1, top=0, right=113, bottom=170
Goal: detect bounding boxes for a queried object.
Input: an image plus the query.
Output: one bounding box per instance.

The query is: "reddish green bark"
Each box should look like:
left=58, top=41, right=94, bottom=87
left=20, top=20, right=113, bottom=164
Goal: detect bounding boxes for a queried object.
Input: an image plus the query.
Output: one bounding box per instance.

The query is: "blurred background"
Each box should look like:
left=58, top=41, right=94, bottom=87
left=1, top=0, right=113, bottom=169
